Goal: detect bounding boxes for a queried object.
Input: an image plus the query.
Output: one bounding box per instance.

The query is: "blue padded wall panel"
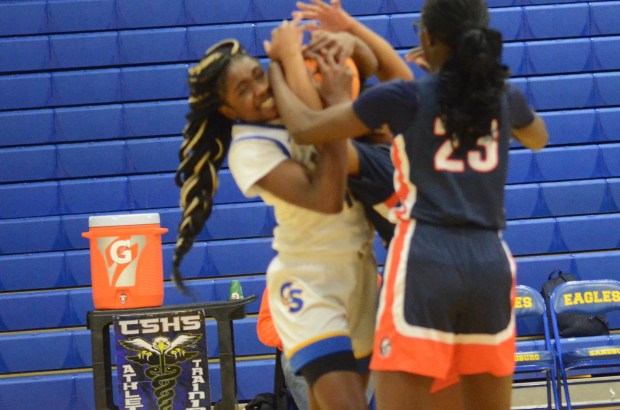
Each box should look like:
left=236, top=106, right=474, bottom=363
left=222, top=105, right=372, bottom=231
left=165, top=238, right=275, bottom=279
left=158, top=203, right=276, bottom=244
left=516, top=254, right=572, bottom=289
left=0, top=253, right=66, bottom=292
left=51, top=33, right=119, bottom=69
left=558, top=214, right=620, bottom=252
left=55, top=105, right=124, bottom=143
left=121, top=64, right=188, bottom=102
left=48, top=0, right=116, bottom=32
left=596, top=73, right=620, bottom=106
left=389, top=14, right=419, bottom=48
left=572, top=251, right=620, bottom=281
left=535, top=146, right=600, bottom=181
left=0, top=109, right=54, bottom=147
left=0, top=73, right=51, bottom=110
left=610, top=179, right=620, bottom=211
left=0, top=216, right=63, bottom=255
left=187, top=25, right=256, bottom=60
left=0, top=291, right=70, bottom=331
left=0, top=36, right=51, bottom=73
left=527, top=74, right=594, bottom=111
left=124, top=101, right=186, bottom=137
left=490, top=7, right=523, bottom=41
left=116, top=0, right=185, bottom=28
left=526, top=39, right=592, bottom=75
left=129, top=174, right=178, bottom=209
left=524, top=4, right=589, bottom=39
left=59, top=177, right=131, bottom=215
left=185, top=0, right=254, bottom=25
left=599, top=108, right=620, bottom=142
left=0, top=182, right=60, bottom=219
left=540, top=180, right=609, bottom=216
left=591, top=2, right=620, bottom=35
left=505, top=184, right=540, bottom=219
left=56, top=141, right=127, bottom=179
left=339, top=0, right=384, bottom=14
left=213, top=171, right=250, bottom=204
left=64, top=251, right=91, bottom=288
left=503, top=43, right=526, bottom=76
left=126, top=137, right=181, bottom=173
left=0, top=373, right=76, bottom=410
left=119, top=29, right=188, bottom=65
left=542, top=109, right=597, bottom=145
left=504, top=219, right=556, bottom=255
left=0, top=146, right=57, bottom=183
left=507, top=150, right=535, bottom=184
left=602, top=143, right=620, bottom=176
left=252, top=0, right=297, bottom=21
left=52, top=69, right=121, bottom=107
left=0, top=331, right=87, bottom=374
left=385, top=0, right=425, bottom=13
left=593, top=37, right=620, bottom=71
left=0, top=1, right=47, bottom=37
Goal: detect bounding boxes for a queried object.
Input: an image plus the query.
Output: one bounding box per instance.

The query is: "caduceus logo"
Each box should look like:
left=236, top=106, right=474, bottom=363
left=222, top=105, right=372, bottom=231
left=119, top=334, right=202, bottom=410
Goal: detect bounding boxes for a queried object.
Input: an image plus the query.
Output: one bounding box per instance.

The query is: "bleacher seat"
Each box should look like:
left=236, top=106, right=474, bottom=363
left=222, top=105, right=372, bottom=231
left=524, top=4, right=589, bottom=39
left=514, top=285, right=560, bottom=410
left=51, top=32, right=120, bottom=70
left=549, top=279, right=620, bottom=409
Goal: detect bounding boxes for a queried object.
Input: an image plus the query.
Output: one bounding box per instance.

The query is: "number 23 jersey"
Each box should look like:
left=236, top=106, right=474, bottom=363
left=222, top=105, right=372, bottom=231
left=353, top=75, right=535, bottom=230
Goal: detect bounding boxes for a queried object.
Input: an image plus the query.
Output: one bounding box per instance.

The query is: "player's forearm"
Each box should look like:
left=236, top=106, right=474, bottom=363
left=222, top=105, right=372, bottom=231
left=280, top=51, right=323, bottom=110
left=348, top=19, right=413, bottom=81
left=308, top=139, right=348, bottom=214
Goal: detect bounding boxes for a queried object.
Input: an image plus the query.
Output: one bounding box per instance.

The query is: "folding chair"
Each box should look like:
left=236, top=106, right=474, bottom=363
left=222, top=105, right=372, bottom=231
left=549, top=279, right=620, bottom=410
left=514, top=285, right=561, bottom=409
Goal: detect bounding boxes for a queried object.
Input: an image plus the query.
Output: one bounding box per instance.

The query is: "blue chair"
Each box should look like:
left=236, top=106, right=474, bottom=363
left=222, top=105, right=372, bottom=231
left=549, top=280, right=620, bottom=409
left=514, top=285, right=560, bottom=410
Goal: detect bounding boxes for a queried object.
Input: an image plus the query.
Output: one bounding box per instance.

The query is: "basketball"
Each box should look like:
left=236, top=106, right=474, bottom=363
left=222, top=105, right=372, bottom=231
left=304, top=57, right=361, bottom=100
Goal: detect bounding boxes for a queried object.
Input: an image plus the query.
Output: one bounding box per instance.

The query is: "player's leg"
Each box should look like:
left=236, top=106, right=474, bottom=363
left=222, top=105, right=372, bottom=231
left=374, top=371, right=464, bottom=410
left=460, top=374, right=513, bottom=410
left=307, top=369, right=367, bottom=410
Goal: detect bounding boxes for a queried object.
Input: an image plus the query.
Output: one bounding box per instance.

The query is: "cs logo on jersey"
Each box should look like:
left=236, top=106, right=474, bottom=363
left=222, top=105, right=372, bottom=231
left=280, top=282, right=303, bottom=313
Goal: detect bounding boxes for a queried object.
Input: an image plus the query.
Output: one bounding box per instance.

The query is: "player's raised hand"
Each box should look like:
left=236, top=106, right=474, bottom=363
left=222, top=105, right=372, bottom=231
left=264, top=13, right=304, bottom=61
left=293, top=0, right=354, bottom=32
left=304, top=30, right=356, bottom=61
left=315, top=48, right=353, bottom=106
left=405, top=46, right=431, bottom=72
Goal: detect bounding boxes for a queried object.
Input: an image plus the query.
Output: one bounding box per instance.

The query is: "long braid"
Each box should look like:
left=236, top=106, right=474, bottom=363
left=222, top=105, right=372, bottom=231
left=172, top=39, right=247, bottom=291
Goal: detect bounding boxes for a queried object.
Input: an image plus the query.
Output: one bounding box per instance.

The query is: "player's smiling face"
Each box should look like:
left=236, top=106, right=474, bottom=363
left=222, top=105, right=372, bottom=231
left=218, top=56, right=279, bottom=123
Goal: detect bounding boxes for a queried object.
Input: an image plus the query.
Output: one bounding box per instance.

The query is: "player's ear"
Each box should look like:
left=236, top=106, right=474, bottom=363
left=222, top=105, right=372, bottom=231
left=218, top=105, right=237, bottom=120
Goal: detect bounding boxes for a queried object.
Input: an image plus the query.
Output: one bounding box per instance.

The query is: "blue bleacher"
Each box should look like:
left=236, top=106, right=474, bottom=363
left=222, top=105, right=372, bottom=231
left=1, top=0, right=619, bottom=408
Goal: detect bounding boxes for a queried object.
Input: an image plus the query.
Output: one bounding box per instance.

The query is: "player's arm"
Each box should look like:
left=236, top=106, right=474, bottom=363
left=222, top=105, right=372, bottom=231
left=296, top=0, right=413, bottom=81
left=305, top=30, right=378, bottom=81
left=507, top=85, right=548, bottom=151
left=270, top=59, right=371, bottom=145
left=265, top=16, right=323, bottom=110
left=255, top=140, right=347, bottom=214
left=512, top=114, right=548, bottom=151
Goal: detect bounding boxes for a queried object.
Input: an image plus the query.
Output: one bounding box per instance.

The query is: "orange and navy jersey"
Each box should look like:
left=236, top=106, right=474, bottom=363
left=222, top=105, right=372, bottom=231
left=352, top=76, right=535, bottom=230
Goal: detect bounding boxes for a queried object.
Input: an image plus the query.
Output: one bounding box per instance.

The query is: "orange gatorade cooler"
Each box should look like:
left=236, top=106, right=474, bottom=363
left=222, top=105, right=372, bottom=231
left=82, top=213, right=168, bottom=310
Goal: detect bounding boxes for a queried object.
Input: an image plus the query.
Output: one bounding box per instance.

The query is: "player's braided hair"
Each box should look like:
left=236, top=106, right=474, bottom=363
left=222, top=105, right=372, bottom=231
left=172, top=39, right=248, bottom=291
left=423, top=0, right=510, bottom=149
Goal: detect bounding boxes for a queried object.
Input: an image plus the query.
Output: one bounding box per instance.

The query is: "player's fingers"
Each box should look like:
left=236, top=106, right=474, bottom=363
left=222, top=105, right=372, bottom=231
left=263, top=40, right=272, bottom=55
left=331, top=0, right=341, bottom=8
left=292, top=12, right=303, bottom=26
left=300, top=22, right=320, bottom=31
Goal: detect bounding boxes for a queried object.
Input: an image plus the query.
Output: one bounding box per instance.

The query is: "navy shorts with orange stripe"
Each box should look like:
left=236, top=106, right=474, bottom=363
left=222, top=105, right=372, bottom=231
left=371, top=219, right=516, bottom=380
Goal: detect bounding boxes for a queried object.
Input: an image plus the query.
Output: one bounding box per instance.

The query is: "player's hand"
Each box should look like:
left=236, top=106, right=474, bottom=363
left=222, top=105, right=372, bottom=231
left=315, top=49, right=353, bottom=107
left=264, top=14, right=304, bottom=62
left=304, top=30, right=355, bottom=61
left=294, top=0, right=354, bottom=32
left=405, top=46, right=430, bottom=72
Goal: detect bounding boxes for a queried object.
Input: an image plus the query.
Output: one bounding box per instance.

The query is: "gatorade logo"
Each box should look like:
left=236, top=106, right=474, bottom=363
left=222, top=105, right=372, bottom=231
left=97, top=235, right=147, bottom=287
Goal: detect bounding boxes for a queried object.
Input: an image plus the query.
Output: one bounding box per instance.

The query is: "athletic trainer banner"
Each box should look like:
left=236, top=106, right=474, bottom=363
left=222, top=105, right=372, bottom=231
left=113, top=310, right=210, bottom=410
